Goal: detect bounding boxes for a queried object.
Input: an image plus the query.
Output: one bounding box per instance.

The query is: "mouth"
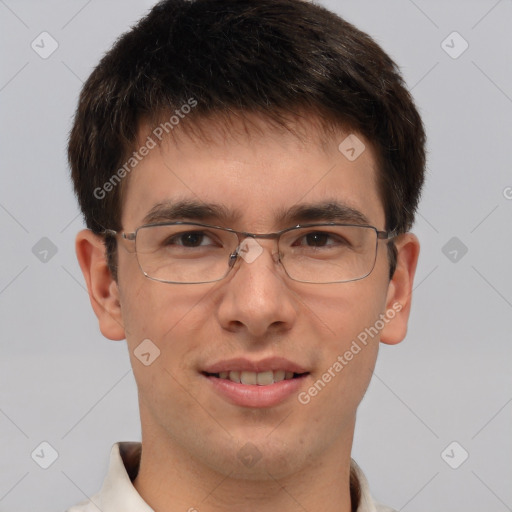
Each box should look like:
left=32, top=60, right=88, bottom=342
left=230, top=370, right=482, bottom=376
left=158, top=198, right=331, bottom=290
left=202, top=357, right=310, bottom=407
left=202, top=370, right=309, bottom=386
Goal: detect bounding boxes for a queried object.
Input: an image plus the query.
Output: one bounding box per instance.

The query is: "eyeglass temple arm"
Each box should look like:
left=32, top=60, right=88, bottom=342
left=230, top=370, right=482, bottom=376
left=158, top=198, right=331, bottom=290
left=102, top=229, right=136, bottom=241
left=377, top=229, right=399, bottom=240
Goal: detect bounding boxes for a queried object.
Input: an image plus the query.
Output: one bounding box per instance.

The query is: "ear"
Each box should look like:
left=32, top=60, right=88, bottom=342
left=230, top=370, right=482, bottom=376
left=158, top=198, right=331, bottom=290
left=380, top=232, right=420, bottom=345
left=75, top=229, right=126, bottom=341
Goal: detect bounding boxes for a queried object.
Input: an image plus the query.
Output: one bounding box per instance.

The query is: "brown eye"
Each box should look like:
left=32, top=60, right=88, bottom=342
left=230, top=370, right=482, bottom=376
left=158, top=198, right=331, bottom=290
left=163, top=231, right=213, bottom=248
left=304, top=232, right=329, bottom=247
left=294, top=231, right=349, bottom=248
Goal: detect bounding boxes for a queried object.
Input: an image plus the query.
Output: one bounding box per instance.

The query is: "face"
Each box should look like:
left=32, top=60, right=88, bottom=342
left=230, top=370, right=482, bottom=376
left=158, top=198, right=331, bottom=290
left=88, top=114, right=414, bottom=480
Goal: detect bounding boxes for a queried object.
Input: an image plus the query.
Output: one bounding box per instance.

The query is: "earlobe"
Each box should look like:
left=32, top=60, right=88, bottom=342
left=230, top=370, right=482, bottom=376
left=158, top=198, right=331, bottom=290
left=75, top=229, right=126, bottom=341
left=380, top=233, right=420, bottom=346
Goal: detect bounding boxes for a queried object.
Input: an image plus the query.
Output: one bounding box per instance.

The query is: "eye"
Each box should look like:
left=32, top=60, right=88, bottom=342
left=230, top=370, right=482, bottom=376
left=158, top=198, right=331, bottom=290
left=165, top=231, right=217, bottom=248
left=303, top=232, right=330, bottom=247
left=294, top=231, right=349, bottom=248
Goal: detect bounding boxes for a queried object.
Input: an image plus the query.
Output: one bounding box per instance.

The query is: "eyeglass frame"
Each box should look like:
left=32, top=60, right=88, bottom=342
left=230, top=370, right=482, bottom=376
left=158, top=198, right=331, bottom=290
left=103, top=221, right=398, bottom=285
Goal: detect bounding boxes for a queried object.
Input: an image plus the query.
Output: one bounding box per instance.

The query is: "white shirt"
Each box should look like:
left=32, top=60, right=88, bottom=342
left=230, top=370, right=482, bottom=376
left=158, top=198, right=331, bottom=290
left=66, top=442, right=396, bottom=512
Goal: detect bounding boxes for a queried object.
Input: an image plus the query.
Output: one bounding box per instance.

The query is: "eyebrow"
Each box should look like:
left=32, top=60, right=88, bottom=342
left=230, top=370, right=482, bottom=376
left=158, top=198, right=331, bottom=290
left=141, top=199, right=371, bottom=227
left=142, top=200, right=239, bottom=225
left=275, top=201, right=371, bottom=226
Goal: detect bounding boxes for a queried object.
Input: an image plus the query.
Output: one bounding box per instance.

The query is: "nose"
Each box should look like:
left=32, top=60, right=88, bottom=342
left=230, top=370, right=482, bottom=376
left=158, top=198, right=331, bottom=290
left=216, top=237, right=299, bottom=339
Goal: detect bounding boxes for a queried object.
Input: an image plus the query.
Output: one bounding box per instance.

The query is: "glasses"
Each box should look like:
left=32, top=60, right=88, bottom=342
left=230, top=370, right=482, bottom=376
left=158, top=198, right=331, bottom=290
left=104, top=222, right=396, bottom=284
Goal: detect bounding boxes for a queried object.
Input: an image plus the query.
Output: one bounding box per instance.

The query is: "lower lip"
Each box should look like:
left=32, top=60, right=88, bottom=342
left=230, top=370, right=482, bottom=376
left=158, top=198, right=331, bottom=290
left=204, top=374, right=308, bottom=408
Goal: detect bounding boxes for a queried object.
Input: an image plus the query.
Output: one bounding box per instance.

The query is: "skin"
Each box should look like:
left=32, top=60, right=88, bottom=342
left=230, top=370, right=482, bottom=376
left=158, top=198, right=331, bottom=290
left=76, top=114, right=419, bottom=512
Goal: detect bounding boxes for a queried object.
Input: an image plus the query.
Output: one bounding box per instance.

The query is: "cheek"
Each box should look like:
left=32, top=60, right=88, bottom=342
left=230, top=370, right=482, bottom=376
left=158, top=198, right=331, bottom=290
left=120, top=283, right=203, bottom=412
left=119, top=269, right=214, bottom=374
left=295, top=282, right=385, bottom=406
left=118, top=248, right=188, bottom=337
left=298, top=277, right=388, bottom=342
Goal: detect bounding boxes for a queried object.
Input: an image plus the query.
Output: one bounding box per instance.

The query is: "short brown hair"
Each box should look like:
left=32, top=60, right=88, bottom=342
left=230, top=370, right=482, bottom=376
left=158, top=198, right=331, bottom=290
left=68, top=0, right=426, bottom=279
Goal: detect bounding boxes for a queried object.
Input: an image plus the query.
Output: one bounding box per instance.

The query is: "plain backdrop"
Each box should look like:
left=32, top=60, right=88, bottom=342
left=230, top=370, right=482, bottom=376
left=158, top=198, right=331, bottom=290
left=0, top=0, right=511, bottom=510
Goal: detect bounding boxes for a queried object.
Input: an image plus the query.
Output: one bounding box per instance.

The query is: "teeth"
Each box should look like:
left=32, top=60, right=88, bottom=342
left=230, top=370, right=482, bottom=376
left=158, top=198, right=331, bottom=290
left=229, top=371, right=240, bottom=383
left=240, top=371, right=257, bottom=385
left=256, top=371, right=274, bottom=385
left=273, top=370, right=285, bottom=382
left=217, top=370, right=297, bottom=385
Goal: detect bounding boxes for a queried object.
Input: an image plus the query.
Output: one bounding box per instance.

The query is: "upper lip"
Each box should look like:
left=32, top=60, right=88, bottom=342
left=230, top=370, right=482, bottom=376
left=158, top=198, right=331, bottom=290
left=203, top=357, right=308, bottom=374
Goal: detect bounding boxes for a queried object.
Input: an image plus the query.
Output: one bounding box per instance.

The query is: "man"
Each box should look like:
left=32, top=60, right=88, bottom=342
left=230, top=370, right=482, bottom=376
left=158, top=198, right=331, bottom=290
left=66, top=0, right=425, bottom=510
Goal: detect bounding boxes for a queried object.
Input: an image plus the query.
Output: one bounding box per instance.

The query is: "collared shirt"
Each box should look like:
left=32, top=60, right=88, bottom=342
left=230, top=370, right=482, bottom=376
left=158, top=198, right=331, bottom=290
left=66, top=442, right=396, bottom=512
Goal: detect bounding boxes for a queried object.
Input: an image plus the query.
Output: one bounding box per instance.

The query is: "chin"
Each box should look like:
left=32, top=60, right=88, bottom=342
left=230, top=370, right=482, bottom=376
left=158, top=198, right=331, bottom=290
left=217, top=435, right=310, bottom=481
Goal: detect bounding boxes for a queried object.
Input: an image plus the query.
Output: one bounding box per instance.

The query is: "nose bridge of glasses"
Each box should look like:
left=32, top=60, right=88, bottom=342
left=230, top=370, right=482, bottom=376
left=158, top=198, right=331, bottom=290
left=232, top=231, right=282, bottom=265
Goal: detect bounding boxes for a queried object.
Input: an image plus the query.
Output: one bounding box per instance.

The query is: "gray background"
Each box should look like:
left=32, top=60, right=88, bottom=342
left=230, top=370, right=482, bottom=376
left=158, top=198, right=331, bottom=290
left=1, top=0, right=511, bottom=510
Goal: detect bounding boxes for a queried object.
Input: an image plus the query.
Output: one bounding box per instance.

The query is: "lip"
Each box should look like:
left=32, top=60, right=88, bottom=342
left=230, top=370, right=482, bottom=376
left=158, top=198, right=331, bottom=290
left=203, top=373, right=309, bottom=408
left=203, top=357, right=308, bottom=374
left=201, top=357, right=310, bottom=408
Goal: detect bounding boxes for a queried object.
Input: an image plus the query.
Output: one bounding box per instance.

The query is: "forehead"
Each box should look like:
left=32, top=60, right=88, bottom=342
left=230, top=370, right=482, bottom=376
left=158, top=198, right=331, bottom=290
left=121, top=113, right=385, bottom=231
